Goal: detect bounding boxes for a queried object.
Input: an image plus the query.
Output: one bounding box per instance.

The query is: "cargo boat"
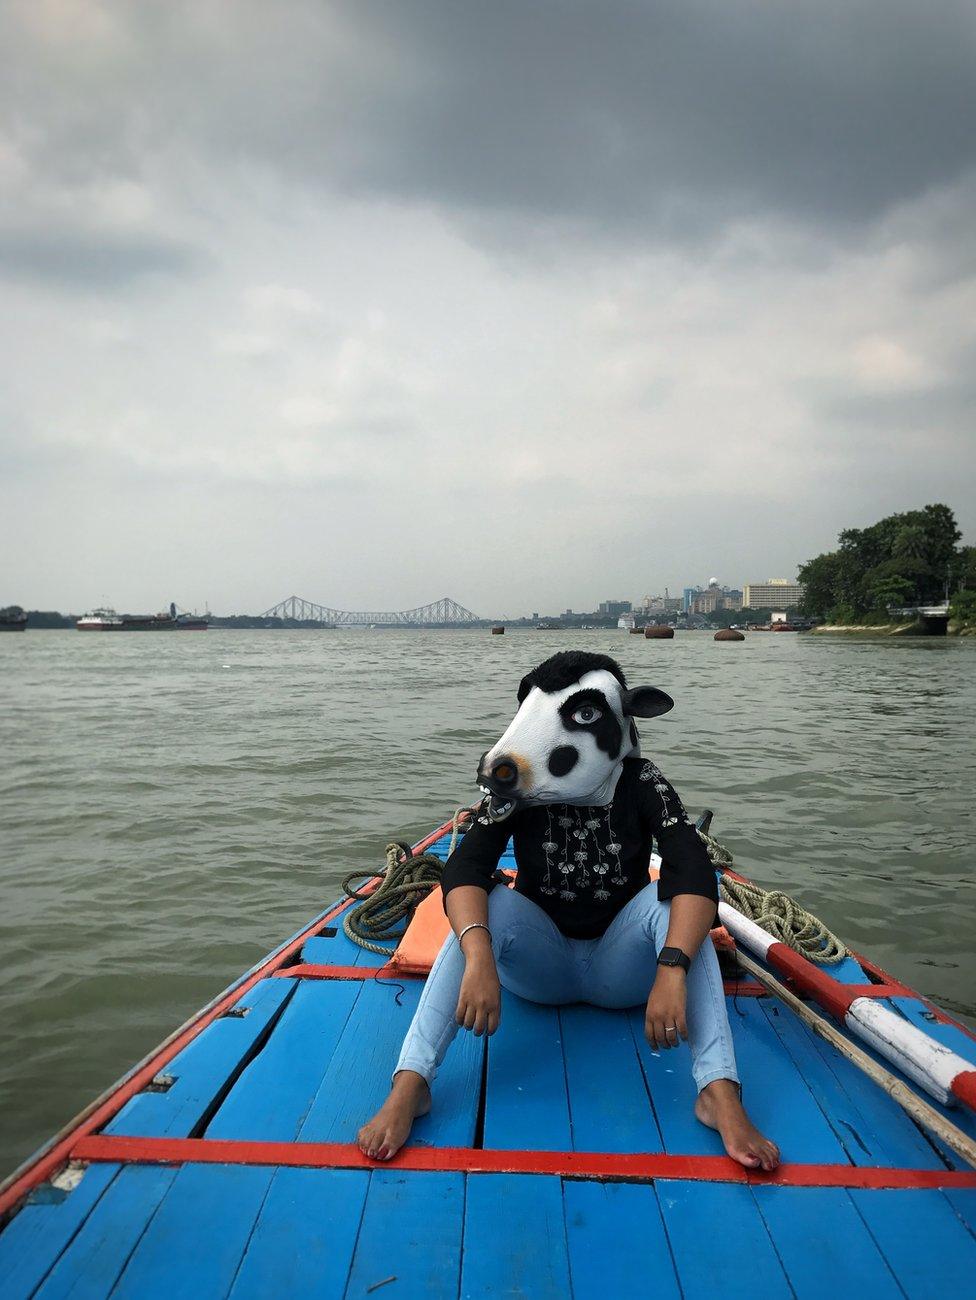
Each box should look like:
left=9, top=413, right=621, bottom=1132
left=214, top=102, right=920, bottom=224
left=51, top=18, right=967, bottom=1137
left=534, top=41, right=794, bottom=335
left=0, top=605, right=27, bottom=631
left=1, top=814, right=974, bottom=1297
left=77, top=603, right=208, bottom=632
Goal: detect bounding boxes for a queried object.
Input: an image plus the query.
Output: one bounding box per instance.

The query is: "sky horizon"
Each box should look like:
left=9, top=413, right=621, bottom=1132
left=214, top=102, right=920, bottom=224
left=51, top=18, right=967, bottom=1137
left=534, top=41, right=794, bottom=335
left=3, top=2, right=975, bottom=617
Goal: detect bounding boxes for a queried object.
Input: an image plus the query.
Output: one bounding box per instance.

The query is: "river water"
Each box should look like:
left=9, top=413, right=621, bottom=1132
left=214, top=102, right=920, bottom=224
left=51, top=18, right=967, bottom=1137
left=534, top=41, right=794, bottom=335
left=1, top=628, right=973, bottom=1176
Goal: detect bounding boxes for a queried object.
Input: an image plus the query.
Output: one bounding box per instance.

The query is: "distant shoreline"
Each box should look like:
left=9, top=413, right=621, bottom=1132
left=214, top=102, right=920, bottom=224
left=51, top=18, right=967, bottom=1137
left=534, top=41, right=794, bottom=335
left=810, top=621, right=976, bottom=637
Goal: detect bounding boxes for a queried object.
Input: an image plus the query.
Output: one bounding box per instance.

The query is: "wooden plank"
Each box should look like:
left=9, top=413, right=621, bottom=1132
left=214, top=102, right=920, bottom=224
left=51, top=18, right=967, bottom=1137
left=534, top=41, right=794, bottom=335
left=941, top=1186, right=976, bottom=1235
left=461, top=1174, right=571, bottom=1298
left=752, top=1185, right=902, bottom=1297
left=208, top=979, right=364, bottom=1140
left=345, top=1170, right=464, bottom=1297
left=105, top=977, right=295, bottom=1138
left=297, top=979, right=483, bottom=1148
left=850, top=1188, right=976, bottom=1296
left=760, top=1000, right=942, bottom=1169
left=0, top=1163, right=119, bottom=1300
left=559, top=1005, right=663, bottom=1152
left=301, top=932, right=387, bottom=968
left=482, top=991, right=572, bottom=1151
left=630, top=999, right=851, bottom=1162
left=110, top=1163, right=272, bottom=1297
left=563, top=1179, right=680, bottom=1299
left=655, top=1179, right=792, bottom=1298
left=227, top=1168, right=369, bottom=1299
left=34, top=1165, right=178, bottom=1300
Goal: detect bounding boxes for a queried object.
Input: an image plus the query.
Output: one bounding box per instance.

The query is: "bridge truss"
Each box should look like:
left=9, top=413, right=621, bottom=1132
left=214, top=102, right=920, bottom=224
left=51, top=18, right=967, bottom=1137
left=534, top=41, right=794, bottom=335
left=261, top=595, right=481, bottom=626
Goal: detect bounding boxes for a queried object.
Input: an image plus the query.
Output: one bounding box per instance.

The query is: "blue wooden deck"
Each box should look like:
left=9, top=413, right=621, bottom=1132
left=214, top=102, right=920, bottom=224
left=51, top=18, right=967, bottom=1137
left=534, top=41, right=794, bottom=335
left=2, top=838, right=975, bottom=1297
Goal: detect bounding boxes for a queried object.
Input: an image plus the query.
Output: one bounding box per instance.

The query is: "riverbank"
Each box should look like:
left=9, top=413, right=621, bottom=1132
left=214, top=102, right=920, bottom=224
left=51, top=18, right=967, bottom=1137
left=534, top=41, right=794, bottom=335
left=810, top=620, right=976, bottom=636
left=809, top=621, right=924, bottom=635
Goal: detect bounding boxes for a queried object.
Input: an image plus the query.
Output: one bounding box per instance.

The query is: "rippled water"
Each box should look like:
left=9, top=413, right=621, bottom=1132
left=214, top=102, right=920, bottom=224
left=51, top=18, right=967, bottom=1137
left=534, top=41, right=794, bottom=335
left=1, top=628, right=974, bottom=1176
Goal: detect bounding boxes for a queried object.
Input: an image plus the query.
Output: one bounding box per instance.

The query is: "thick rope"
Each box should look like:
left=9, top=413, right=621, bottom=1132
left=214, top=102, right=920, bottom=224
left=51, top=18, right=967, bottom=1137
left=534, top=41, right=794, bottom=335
left=342, top=809, right=471, bottom=955
left=696, top=826, right=848, bottom=966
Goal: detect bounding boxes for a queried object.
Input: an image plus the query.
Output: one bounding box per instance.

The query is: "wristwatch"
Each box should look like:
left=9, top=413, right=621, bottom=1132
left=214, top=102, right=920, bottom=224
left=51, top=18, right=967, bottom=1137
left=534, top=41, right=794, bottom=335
left=657, top=946, right=691, bottom=973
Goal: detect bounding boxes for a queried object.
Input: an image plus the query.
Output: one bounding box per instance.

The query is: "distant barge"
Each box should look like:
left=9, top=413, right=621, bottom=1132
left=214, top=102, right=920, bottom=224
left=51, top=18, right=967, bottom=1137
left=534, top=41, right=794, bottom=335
left=77, top=603, right=207, bottom=631
left=0, top=606, right=27, bottom=631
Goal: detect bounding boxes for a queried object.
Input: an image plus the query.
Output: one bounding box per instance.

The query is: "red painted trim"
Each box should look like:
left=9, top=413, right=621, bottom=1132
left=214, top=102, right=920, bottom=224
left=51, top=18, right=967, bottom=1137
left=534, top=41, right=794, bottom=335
left=951, top=1071, right=976, bottom=1110
left=71, top=1135, right=976, bottom=1191
left=0, top=813, right=469, bottom=1219
left=273, top=964, right=422, bottom=982
left=764, top=942, right=861, bottom=1021
left=722, top=981, right=767, bottom=997
left=274, top=966, right=769, bottom=996
left=824, top=984, right=916, bottom=1000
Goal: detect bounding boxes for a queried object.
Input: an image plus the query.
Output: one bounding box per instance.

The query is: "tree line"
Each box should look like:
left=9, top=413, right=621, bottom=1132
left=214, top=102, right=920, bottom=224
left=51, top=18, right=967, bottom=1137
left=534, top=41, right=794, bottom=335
left=798, top=503, right=976, bottom=623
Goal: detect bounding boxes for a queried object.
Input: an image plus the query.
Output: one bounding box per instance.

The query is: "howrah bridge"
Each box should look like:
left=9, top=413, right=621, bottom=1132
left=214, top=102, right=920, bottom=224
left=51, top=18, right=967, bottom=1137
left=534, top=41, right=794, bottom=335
left=261, top=596, right=480, bottom=627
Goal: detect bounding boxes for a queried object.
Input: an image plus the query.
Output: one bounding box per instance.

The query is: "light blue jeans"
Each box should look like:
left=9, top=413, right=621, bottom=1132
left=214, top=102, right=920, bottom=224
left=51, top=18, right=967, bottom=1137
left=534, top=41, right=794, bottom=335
left=394, top=881, right=739, bottom=1094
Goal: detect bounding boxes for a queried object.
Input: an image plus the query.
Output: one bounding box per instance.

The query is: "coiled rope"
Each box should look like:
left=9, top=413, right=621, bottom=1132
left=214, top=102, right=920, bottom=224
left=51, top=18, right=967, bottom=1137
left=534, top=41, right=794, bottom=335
left=696, top=824, right=847, bottom=966
left=341, top=809, right=470, bottom=955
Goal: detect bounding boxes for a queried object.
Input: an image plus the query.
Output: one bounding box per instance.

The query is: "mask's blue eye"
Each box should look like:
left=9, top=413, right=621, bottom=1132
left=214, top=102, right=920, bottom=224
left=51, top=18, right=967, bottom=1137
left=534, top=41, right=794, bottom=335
left=572, top=704, right=601, bottom=725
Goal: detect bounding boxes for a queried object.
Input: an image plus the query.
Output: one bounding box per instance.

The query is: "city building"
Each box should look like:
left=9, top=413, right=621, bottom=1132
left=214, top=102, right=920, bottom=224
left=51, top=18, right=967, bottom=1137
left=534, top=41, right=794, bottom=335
left=688, top=580, right=743, bottom=614
left=640, top=590, right=682, bottom=614
left=743, top=579, right=805, bottom=609
left=598, top=599, right=632, bottom=618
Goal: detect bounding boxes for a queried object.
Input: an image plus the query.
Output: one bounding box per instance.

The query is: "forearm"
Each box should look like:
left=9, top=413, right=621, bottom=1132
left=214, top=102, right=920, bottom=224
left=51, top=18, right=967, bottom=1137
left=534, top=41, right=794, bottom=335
left=646, top=892, right=716, bottom=1049
left=445, top=884, right=500, bottom=1035
left=444, top=884, right=493, bottom=962
left=663, top=892, right=717, bottom=961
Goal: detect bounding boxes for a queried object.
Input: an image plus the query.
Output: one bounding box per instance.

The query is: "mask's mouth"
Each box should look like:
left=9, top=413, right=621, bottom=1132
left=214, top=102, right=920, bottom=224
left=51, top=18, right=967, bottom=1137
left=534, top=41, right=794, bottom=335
left=480, top=787, right=519, bottom=823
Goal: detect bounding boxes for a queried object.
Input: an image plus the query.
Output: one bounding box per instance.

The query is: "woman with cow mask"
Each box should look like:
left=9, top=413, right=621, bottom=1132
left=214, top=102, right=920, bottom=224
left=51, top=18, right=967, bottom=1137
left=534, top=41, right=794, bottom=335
left=358, top=650, right=780, bottom=1170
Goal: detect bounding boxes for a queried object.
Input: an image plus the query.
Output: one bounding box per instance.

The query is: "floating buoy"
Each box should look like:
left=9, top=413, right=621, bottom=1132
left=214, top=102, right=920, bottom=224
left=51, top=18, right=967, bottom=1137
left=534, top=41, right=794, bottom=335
left=629, top=626, right=645, bottom=634
left=714, top=628, right=745, bottom=641
left=644, top=625, right=674, bottom=639
left=491, top=626, right=505, bottom=635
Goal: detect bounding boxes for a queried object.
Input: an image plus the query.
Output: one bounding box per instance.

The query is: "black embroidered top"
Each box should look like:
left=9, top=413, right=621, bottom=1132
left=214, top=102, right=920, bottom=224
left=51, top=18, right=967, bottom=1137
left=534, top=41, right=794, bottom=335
left=441, top=756, right=718, bottom=939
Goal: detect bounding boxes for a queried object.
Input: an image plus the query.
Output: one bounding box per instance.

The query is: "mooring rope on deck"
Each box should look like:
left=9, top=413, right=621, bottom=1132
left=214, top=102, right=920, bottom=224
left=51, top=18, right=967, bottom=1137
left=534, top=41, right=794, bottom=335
left=342, top=809, right=471, bottom=955
left=697, top=827, right=847, bottom=966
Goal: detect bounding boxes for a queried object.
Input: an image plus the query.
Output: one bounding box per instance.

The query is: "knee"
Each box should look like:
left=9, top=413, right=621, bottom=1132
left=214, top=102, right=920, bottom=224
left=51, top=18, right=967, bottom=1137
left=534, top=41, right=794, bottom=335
left=626, top=883, right=670, bottom=941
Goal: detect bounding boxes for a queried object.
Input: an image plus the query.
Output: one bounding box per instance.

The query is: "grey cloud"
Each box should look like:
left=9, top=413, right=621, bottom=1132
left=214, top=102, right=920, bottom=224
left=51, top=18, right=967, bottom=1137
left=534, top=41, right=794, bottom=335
left=5, top=2, right=976, bottom=258
left=814, top=378, right=976, bottom=433
left=0, top=225, right=207, bottom=289
left=330, top=1, right=976, bottom=237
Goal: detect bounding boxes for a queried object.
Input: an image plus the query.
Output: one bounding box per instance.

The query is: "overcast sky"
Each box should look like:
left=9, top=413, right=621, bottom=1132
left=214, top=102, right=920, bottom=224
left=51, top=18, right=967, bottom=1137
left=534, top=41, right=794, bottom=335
left=2, top=1, right=975, bottom=618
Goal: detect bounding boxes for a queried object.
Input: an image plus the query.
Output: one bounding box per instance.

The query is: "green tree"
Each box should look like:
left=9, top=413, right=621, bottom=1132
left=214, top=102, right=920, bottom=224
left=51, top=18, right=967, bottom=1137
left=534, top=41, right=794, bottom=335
left=797, top=552, right=842, bottom=617
left=867, top=575, right=913, bottom=612
left=949, top=589, right=976, bottom=623
left=893, top=523, right=927, bottom=562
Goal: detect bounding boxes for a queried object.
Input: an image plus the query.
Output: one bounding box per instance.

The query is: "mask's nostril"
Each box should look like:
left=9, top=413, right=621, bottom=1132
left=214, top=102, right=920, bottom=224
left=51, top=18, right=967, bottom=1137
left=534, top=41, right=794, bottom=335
left=491, top=759, right=518, bottom=787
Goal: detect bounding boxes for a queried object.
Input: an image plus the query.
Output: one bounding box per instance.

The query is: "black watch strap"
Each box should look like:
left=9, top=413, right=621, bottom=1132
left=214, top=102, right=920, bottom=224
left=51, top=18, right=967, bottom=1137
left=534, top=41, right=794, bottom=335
left=657, top=946, right=691, bottom=973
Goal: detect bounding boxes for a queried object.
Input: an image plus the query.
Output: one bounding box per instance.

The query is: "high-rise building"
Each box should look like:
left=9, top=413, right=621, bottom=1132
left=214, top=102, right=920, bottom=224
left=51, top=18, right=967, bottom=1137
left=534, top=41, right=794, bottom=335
left=599, top=599, right=632, bottom=618
left=743, top=579, right=805, bottom=609
left=688, top=581, right=743, bottom=614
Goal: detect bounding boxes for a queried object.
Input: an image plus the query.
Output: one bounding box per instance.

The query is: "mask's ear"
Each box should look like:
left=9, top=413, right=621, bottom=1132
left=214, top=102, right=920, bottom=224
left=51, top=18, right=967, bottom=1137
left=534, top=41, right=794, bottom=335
left=621, top=686, right=674, bottom=718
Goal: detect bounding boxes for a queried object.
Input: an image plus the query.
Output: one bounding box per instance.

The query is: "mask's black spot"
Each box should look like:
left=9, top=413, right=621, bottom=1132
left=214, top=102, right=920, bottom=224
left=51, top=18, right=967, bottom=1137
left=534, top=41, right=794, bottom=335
left=558, top=689, right=623, bottom=760
left=518, top=651, right=627, bottom=704
left=548, top=745, right=579, bottom=777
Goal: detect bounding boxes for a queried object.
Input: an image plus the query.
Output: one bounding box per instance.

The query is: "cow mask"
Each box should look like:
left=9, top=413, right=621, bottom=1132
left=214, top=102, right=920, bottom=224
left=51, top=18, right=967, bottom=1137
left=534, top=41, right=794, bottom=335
left=477, top=651, right=673, bottom=822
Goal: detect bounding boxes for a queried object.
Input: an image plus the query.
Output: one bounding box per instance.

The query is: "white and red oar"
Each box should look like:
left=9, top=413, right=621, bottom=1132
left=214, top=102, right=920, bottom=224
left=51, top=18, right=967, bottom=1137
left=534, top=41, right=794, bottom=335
left=718, top=901, right=976, bottom=1114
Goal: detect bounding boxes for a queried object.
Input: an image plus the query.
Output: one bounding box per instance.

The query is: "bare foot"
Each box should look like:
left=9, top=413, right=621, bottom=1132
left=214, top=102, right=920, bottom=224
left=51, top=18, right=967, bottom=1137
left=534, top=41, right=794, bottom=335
left=695, top=1079, right=780, bottom=1171
left=356, top=1071, right=431, bottom=1162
